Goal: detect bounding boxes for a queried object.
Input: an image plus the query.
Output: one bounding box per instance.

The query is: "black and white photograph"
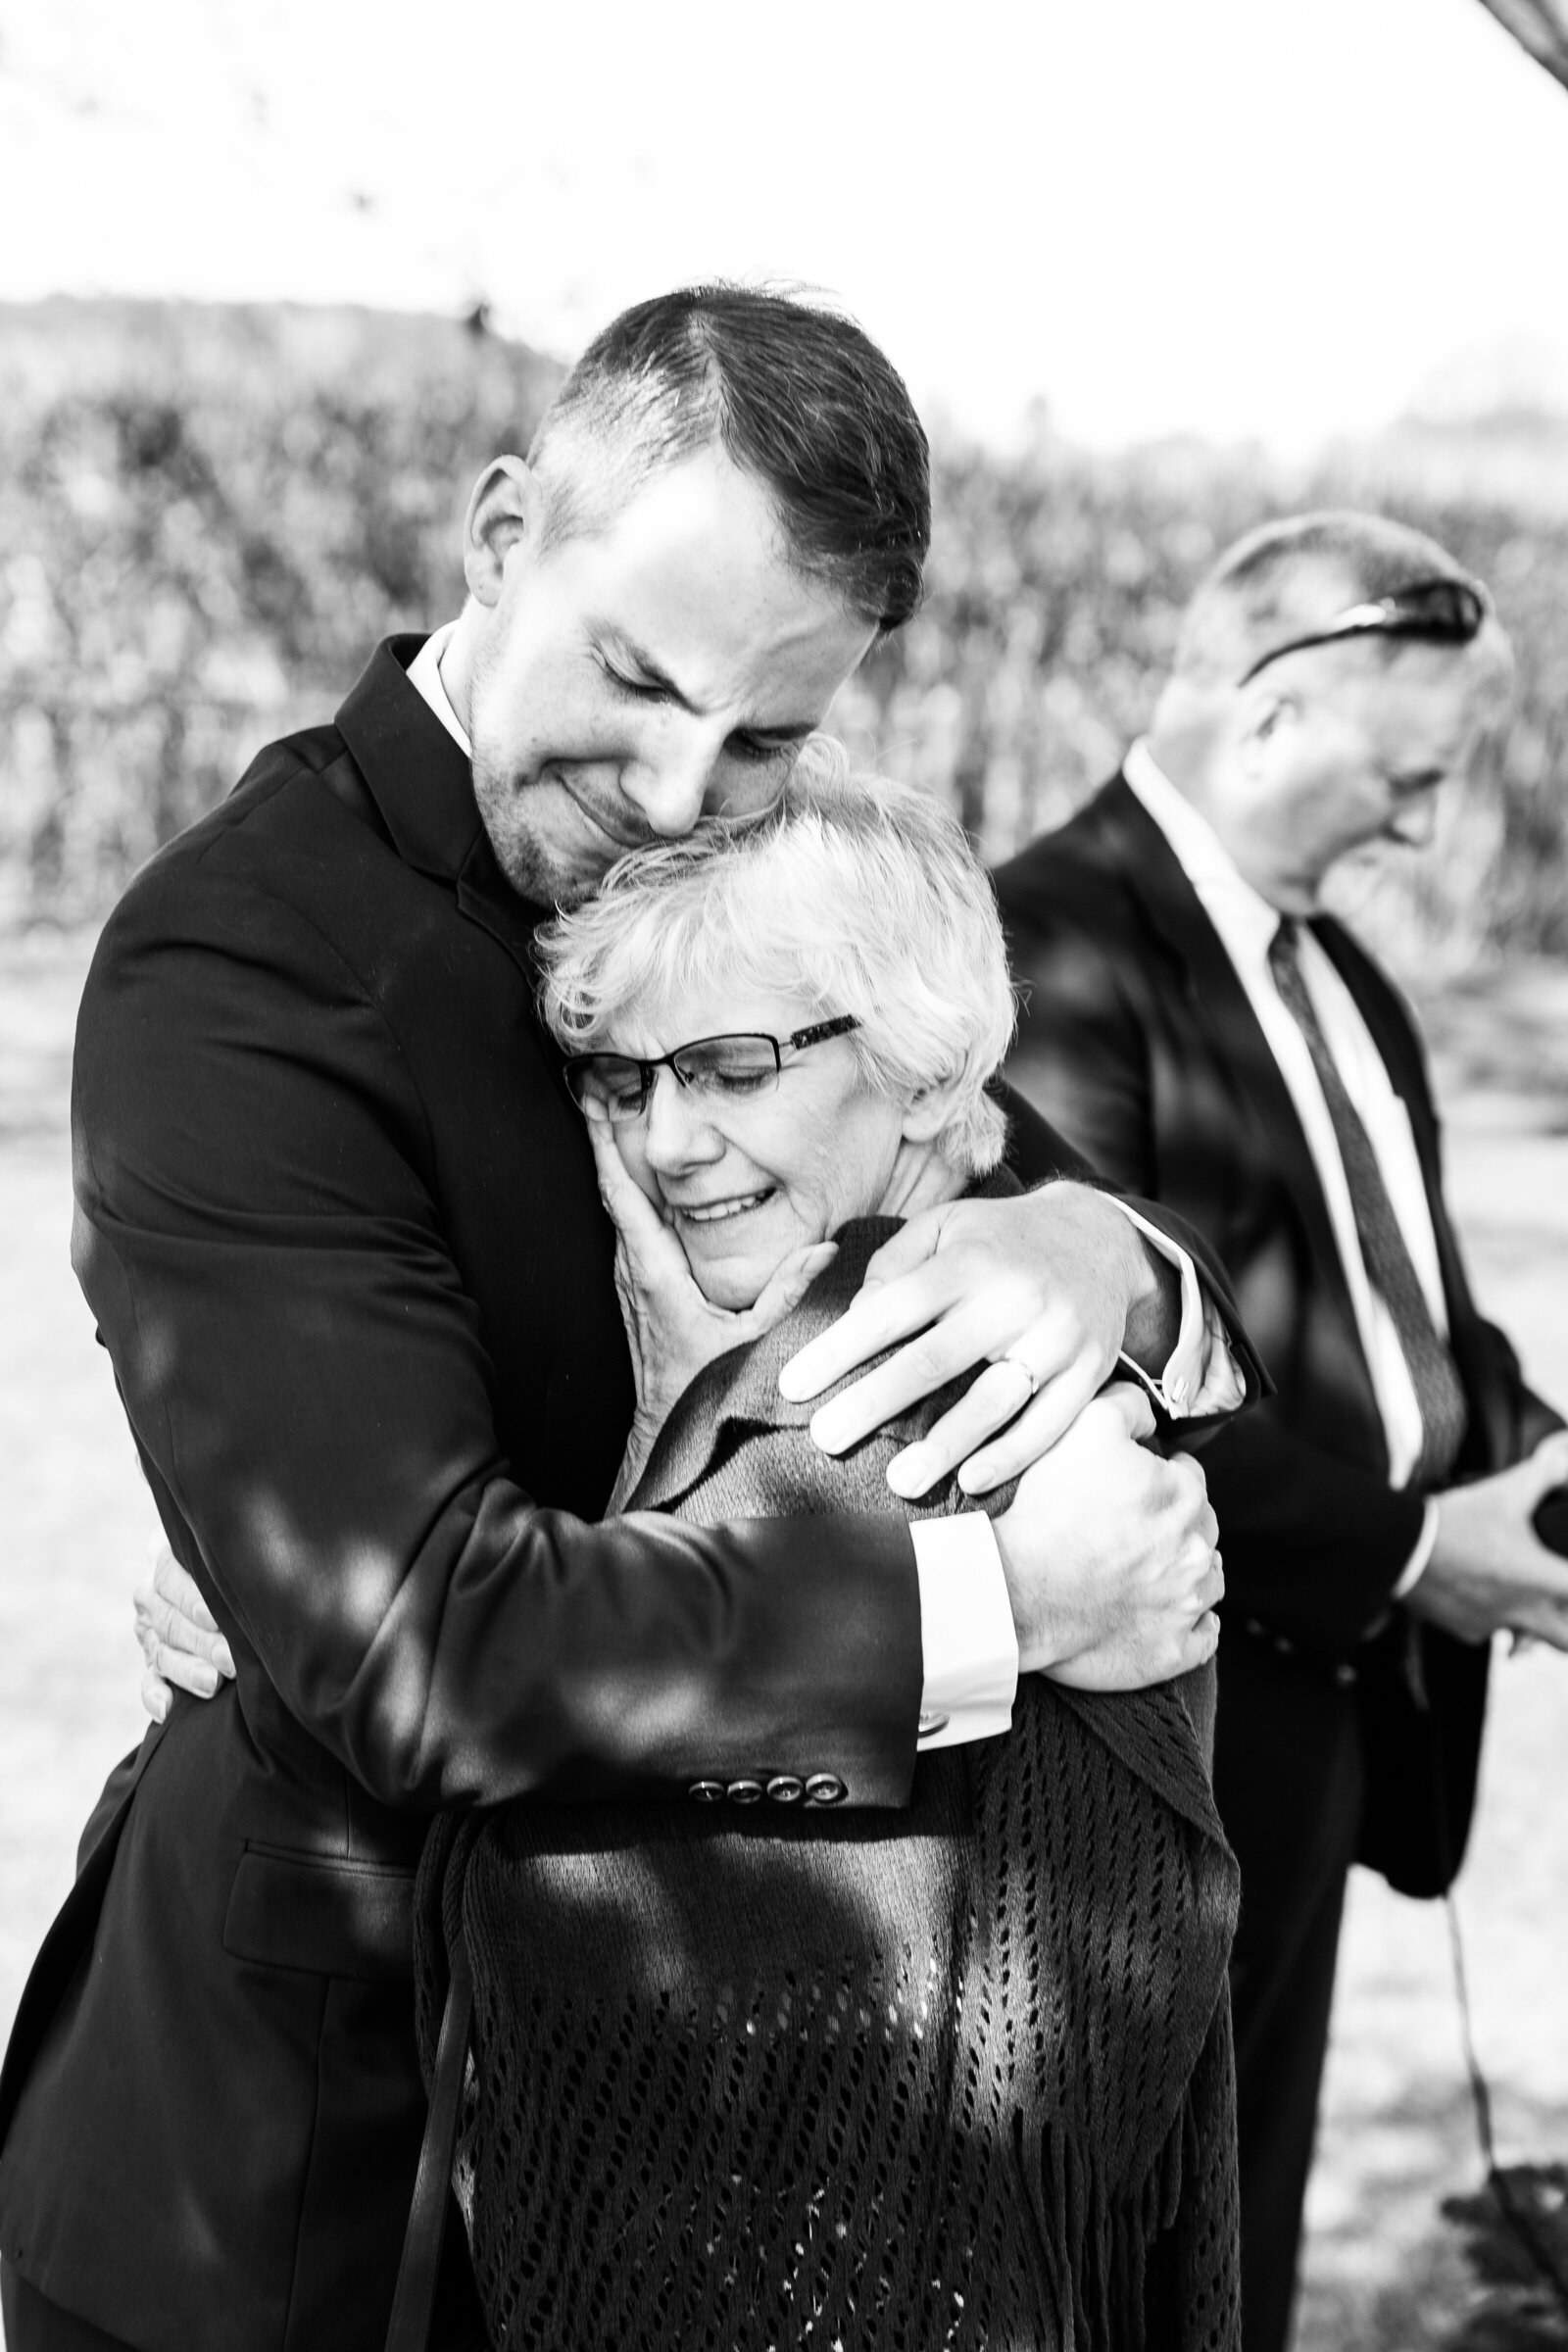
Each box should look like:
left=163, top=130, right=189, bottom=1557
left=4, top=5, right=1568, bottom=2347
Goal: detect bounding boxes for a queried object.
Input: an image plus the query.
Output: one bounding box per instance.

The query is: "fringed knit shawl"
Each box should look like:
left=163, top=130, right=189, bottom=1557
left=415, top=1213, right=1243, bottom=2352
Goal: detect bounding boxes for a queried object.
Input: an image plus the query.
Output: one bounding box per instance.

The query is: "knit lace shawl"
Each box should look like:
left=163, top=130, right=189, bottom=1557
left=415, top=1214, right=1243, bottom=2351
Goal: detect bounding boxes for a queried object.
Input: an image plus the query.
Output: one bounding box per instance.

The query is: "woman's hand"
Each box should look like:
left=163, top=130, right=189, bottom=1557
left=587, top=1113, right=837, bottom=1499
left=777, top=1181, right=1157, bottom=1490
left=135, top=1541, right=236, bottom=1721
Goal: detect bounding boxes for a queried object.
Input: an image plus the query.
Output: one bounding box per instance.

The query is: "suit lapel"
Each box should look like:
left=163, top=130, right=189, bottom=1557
left=335, top=634, right=549, bottom=986
left=1096, top=778, right=1364, bottom=1338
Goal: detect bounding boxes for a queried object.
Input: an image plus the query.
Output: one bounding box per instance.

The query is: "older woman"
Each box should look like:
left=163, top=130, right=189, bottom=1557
left=411, top=747, right=1240, bottom=2352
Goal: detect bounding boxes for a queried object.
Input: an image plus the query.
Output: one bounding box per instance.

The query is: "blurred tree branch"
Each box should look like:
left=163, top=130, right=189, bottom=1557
left=1475, top=0, right=1568, bottom=93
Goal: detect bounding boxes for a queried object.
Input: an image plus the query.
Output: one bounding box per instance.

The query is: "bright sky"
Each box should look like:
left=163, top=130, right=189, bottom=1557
left=2, top=0, right=1566, bottom=452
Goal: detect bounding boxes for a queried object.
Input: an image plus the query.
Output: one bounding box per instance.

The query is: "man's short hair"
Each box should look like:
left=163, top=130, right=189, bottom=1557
left=1174, top=511, right=1491, bottom=689
left=535, top=736, right=1016, bottom=1178
left=527, top=285, right=930, bottom=634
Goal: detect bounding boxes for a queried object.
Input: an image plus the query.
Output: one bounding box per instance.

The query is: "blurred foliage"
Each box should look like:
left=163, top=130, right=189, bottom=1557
left=0, top=300, right=559, bottom=917
left=1441, top=2165, right=1568, bottom=2347
left=3, top=301, right=1568, bottom=968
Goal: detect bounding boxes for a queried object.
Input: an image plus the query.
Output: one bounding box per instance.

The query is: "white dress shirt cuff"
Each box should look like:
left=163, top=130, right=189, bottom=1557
left=1109, top=1200, right=1248, bottom=1417
left=910, top=1514, right=1019, bottom=1748
left=1393, top=1498, right=1441, bottom=1599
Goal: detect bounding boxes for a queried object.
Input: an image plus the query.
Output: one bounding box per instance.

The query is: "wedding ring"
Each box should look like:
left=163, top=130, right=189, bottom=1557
left=999, top=1351, right=1040, bottom=1402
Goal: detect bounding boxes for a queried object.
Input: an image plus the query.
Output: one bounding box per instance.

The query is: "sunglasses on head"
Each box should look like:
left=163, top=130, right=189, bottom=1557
left=1237, top=577, right=1489, bottom=687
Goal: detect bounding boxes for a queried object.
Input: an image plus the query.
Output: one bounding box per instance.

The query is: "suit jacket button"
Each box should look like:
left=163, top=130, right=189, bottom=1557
left=1273, top=1635, right=1296, bottom=1656
left=688, top=1781, right=726, bottom=1804
left=1334, top=1663, right=1358, bottom=1688
left=726, top=1778, right=764, bottom=1804
left=765, top=1775, right=804, bottom=1803
left=804, top=1773, right=847, bottom=1806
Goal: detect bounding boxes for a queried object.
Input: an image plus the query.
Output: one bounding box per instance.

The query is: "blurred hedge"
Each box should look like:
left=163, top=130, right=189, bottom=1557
left=4, top=301, right=1567, bottom=968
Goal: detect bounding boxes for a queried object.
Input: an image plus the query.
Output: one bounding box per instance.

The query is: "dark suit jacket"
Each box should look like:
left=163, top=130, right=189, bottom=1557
left=0, top=659, right=1252, bottom=2352
left=996, top=772, right=1557, bottom=1892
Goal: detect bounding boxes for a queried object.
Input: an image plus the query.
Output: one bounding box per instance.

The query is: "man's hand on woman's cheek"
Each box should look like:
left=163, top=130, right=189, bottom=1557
left=776, top=1182, right=1171, bottom=1494
left=135, top=1542, right=236, bottom=1721
left=991, top=1384, right=1224, bottom=1688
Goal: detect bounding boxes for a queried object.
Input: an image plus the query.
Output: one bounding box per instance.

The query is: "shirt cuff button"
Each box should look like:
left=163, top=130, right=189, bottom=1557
left=916, top=1711, right=950, bottom=1739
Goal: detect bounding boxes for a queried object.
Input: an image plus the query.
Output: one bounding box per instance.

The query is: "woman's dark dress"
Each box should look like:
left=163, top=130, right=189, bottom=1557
left=415, top=1204, right=1242, bottom=2351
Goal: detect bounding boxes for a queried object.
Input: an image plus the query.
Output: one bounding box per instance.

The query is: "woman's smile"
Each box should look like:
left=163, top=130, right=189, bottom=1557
left=670, top=1188, right=776, bottom=1226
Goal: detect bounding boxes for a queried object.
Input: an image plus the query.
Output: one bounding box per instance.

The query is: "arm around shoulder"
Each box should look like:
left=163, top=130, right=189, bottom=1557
left=75, top=864, right=922, bottom=1811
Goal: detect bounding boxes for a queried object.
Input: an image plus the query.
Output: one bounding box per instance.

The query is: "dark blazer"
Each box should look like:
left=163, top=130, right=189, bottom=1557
left=995, top=771, right=1558, bottom=1894
left=0, top=658, right=1251, bottom=2352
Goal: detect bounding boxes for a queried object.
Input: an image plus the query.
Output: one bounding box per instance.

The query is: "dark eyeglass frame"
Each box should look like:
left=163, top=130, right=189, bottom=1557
left=1236, top=577, right=1490, bottom=687
left=562, top=1014, right=860, bottom=1121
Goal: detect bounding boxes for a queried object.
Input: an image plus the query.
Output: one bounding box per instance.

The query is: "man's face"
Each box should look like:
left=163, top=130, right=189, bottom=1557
left=1241, top=648, right=1491, bottom=912
left=464, top=449, right=877, bottom=906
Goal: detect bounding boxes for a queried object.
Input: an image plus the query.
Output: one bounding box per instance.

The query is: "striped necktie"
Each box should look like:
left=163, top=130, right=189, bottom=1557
left=1267, top=918, right=1467, bottom=1489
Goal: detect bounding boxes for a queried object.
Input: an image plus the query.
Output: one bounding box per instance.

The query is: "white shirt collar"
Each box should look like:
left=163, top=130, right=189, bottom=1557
left=406, top=621, right=472, bottom=759
left=1121, top=737, right=1282, bottom=969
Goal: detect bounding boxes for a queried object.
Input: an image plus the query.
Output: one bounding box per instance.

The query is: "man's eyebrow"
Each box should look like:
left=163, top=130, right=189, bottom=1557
left=604, top=630, right=699, bottom=711
left=603, top=630, right=814, bottom=746
left=1391, top=766, right=1446, bottom=794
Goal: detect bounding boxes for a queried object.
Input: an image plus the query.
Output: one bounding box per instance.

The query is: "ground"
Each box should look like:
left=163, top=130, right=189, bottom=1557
left=2, top=929, right=1566, bottom=2350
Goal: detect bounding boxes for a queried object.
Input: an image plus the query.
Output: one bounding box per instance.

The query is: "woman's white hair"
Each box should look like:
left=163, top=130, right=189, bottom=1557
left=536, top=737, right=1017, bottom=1176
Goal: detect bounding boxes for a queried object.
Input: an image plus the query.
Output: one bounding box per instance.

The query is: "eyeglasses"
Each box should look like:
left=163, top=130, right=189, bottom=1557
left=1237, top=577, right=1490, bottom=687
left=562, top=1015, right=860, bottom=1123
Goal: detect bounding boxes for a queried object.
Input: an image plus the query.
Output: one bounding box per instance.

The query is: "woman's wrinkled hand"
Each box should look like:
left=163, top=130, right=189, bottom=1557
left=586, top=1111, right=837, bottom=1446
left=778, top=1181, right=1150, bottom=1490
left=134, top=1540, right=236, bottom=1722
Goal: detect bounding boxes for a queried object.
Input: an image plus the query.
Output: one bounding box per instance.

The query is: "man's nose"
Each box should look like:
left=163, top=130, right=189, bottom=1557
left=639, top=1068, right=725, bottom=1170
left=619, top=720, right=737, bottom=839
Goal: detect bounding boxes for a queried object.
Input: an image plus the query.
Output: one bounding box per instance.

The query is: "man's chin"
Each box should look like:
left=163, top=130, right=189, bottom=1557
left=477, top=809, right=614, bottom=911
left=471, top=760, right=617, bottom=909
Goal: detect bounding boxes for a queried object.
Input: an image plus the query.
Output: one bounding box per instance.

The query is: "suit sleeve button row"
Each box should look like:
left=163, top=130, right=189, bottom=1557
left=686, top=1774, right=846, bottom=1806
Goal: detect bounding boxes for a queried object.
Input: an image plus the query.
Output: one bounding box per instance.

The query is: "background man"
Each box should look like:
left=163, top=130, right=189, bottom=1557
left=997, top=510, right=1568, bottom=2352
left=0, top=287, right=1250, bottom=2352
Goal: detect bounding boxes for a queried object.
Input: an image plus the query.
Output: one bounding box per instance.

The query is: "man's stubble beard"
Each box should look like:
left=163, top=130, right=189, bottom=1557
left=463, top=618, right=603, bottom=913
left=470, top=748, right=602, bottom=912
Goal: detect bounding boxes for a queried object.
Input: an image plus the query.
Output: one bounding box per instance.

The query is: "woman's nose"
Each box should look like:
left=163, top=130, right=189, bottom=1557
left=639, top=1068, right=725, bottom=1170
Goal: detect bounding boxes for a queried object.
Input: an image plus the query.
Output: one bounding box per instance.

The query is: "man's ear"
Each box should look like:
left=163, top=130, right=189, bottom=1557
left=462, top=458, right=542, bottom=608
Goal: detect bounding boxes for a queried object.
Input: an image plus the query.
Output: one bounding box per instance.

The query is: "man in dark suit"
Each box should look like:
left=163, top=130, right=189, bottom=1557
left=996, top=511, right=1568, bottom=2352
left=0, top=288, right=1251, bottom=2352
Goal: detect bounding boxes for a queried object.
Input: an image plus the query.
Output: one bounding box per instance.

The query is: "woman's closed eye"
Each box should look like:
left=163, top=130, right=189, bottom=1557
left=695, top=1065, right=775, bottom=1097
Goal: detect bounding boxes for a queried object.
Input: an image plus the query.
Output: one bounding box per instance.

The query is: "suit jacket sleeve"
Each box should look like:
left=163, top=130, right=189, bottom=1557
left=72, top=868, right=922, bottom=1812
left=1004, top=905, right=1430, bottom=1652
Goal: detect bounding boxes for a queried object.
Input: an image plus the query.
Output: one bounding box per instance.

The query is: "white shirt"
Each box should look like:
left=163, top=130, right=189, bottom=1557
left=1123, top=740, right=1442, bottom=1592
left=408, top=628, right=1244, bottom=1740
